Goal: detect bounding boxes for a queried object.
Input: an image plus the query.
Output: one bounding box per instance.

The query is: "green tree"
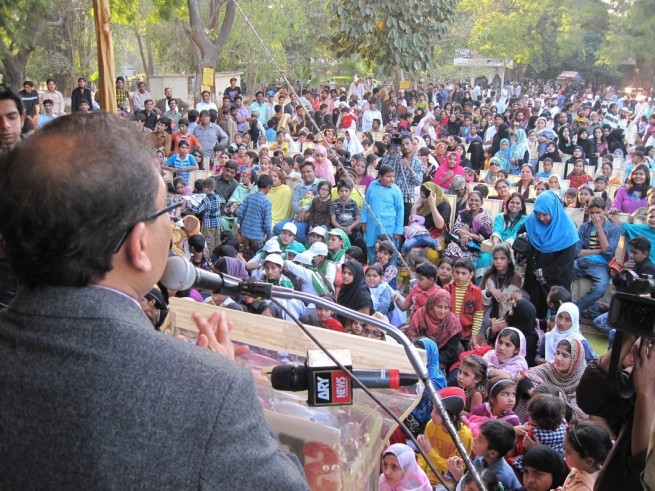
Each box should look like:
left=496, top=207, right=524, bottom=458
left=597, top=0, right=655, bottom=87
left=326, top=0, right=459, bottom=74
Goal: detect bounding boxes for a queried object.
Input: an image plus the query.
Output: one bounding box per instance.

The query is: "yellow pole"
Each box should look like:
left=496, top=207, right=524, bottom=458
left=93, top=0, right=117, bottom=112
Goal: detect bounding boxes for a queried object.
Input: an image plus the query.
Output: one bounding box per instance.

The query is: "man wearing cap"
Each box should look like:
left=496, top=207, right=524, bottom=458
left=284, top=251, right=331, bottom=298
left=263, top=91, right=276, bottom=123
left=309, top=242, right=336, bottom=288
left=245, top=238, right=282, bottom=278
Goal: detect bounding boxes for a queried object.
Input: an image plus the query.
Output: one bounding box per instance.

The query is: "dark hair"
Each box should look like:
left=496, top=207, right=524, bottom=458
left=298, top=314, right=322, bottom=327
left=482, top=244, right=517, bottom=287
left=202, top=178, right=216, bottom=191
left=337, top=180, right=353, bottom=191
left=257, top=174, right=272, bottom=188
left=187, top=234, right=206, bottom=253
left=627, top=163, right=651, bottom=191
left=565, top=421, right=612, bottom=466
left=378, top=164, right=394, bottom=177
left=505, top=192, right=527, bottom=219
left=497, top=328, right=521, bottom=352
left=366, top=264, right=383, bottom=276
left=461, top=470, right=500, bottom=491
left=378, top=240, right=395, bottom=254
left=460, top=355, right=488, bottom=385
left=489, top=379, right=515, bottom=405
left=224, top=160, right=238, bottom=172
left=415, top=262, right=437, bottom=280
left=528, top=394, right=564, bottom=430
left=345, top=246, right=364, bottom=262
left=480, top=420, right=516, bottom=456
left=629, top=235, right=651, bottom=254
left=0, top=87, right=23, bottom=115
left=548, top=285, right=571, bottom=309
left=0, top=113, right=160, bottom=288
left=438, top=256, right=454, bottom=268
left=317, top=180, right=331, bottom=192
left=454, top=257, right=474, bottom=273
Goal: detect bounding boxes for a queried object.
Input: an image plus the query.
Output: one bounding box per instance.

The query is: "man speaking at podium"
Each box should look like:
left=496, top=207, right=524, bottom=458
left=0, top=112, right=308, bottom=489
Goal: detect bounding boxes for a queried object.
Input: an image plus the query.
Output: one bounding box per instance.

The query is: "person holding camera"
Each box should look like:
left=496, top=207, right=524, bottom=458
left=518, top=190, right=579, bottom=317
left=380, top=133, right=423, bottom=226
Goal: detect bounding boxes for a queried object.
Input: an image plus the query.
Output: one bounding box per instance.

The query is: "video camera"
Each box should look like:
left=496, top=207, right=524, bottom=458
left=608, top=270, right=655, bottom=338
left=388, top=132, right=408, bottom=152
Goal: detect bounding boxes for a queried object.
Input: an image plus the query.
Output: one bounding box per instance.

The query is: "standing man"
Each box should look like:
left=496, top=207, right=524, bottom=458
left=348, top=75, right=365, bottom=105
left=114, top=76, right=134, bottom=115
left=193, top=110, right=228, bottom=162
left=380, top=134, right=423, bottom=224
left=162, top=99, right=182, bottom=127
left=41, top=79, right=66, bottom=116
left=223, top=77, right=241, bottom=104
left=131, top=81, right=151, bottom=113
left=18, top=81, right=40, bottom=123
left=249, top=91, right=268, bottom=126
left=71, top=77, right=93, bottom=113
left=195, top=90, right=218, bottom=113
left=233, top=95, right=249, bottom=133
left=0, top=112, right=309, bottom=489
left=156, top=87, right=189, bottom=115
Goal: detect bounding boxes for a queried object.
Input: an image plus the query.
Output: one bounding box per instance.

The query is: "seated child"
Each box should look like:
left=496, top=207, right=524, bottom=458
left=444, top=258, right=484, bottom=346
left=315, top=295, right=345, bottom=332
left=436, top=257, right=454, bottom=287
left=365, top=265, right=393, bottom=316
left=483, top=327, right=528, bottom=384
left=188, top=234, right=212, bottom=271
left=561, top=421, right=612, bottom=491
left=380, top=443, right=432, bottom=491
left=535, top=302, right=596, bottom=364
left=536, top=157, right=554, bottom=180
left=393, top=262, right=439, bottom=316
left=510, top=394, right=566, bottom=472
left=446, top=420, right=521, bottom=490
left=344, top=318, right=364, bottom=336
left=417, top=387, right=473, bottom=487
left=401, top=214, right=441, bottom=252
left=375, top=239, right=398, bottom=289
left=456, top=355, right=488, bottom=415
left=469, top=379, right=520, bottom=429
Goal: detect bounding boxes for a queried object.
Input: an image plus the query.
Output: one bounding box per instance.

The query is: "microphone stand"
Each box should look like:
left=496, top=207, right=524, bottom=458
left=271, top=286, right=485, bottom=491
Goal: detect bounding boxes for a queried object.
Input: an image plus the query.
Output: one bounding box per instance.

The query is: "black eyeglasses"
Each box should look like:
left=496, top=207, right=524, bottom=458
left=112, top=201, right=182, bottom=253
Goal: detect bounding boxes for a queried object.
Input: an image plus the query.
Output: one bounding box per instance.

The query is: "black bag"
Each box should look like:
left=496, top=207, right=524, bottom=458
left=512, top=233, right=532, bottom=260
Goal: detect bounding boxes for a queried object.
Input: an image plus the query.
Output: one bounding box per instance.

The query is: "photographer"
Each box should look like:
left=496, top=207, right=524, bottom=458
left=381, top=133, right=423, bottom=225
left=577, top=334, right=655, bottom=490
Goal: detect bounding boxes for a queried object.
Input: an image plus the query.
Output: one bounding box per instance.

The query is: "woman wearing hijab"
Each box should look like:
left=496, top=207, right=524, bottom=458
left=336, top=260, right=372, bottom=324
left=540, top=141, right=562, bottom=163
left=407, top=337, right=448, bottom=433
left=488, top=299, right=539, bottom=367
left=524, top=339, right=588, bottom=419
left=520, top=191, right=579, bottom=318
left=576, top=127, right=593, bottom=158
left=557, top=125, right=575, bottom=156
left=415, top=113, right=438, bottom=142
left=446, top=112, right=461, bottom=138
left=519, top=445, right=569, bottom=491
left=407, top=289, right=463, bottom=371
left=491, top=123, right=510, bottom=156
left=510, top=128, right=530, bottom=173
left=432, top=152, right=465, bottom=190
left=538, top=302, right=595, bottom=363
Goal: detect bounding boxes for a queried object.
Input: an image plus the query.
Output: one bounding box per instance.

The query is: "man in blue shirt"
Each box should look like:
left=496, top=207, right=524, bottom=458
left=237, top=174, right=273, bottom=251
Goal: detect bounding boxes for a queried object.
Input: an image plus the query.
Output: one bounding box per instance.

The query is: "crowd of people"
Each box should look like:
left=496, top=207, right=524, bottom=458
left=3, top=74, right=655, bottom=490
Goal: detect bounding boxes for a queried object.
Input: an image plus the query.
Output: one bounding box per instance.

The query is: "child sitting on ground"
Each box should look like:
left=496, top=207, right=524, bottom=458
left=416, top=387, right=473, bottom=487
left=561, top=421, right=613, bottom=491
left=315, top=295, right=345, bottom=332
left=453, top=354, right=489, bottom=415
left=510, top=394, right=566, bottom=473
left=401, top=214, right=441, bottom=252
left=468, top=379, right=520, bottom=428
left=380, top=443, right=432, bottom=491
left=393, top=262, right=440, bottom=318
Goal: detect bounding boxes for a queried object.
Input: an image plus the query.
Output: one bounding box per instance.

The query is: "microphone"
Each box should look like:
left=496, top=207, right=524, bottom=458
left=271, top=365, right=419, bottom=390
left=270, top=350, right=418, bottom=407
left=160, top=255, right=272, bottom=298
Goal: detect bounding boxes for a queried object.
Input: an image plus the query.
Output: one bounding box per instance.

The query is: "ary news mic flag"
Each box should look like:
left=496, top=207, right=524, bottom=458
left=270, top=350, right=419, bottom=407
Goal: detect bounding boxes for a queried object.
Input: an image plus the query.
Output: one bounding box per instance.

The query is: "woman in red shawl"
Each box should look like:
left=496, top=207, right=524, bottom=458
left=433, top=152, right=465, bottom=191
left=406, top=290, right=462, bottom=371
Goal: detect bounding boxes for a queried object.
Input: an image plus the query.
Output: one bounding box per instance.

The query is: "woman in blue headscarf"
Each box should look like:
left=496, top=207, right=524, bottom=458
left=406, top=337, right=447, bottom=435
left=519, top=190, right=579, bottom=317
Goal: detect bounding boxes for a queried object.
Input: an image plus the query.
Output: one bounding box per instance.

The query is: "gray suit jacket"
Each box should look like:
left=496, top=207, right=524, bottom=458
left=0, top=286, right=308, bottom=490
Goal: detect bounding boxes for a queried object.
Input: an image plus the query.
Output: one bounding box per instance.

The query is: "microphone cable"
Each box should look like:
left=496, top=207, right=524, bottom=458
left=269, top=297, right=453, bottom=491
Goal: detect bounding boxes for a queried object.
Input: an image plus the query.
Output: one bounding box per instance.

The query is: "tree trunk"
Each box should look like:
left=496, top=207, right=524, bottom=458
left=1, top=54, right=28, bottom=90
left=135, top=30, right=154, bottom=77
left=185, top=0, right=236, bottom=101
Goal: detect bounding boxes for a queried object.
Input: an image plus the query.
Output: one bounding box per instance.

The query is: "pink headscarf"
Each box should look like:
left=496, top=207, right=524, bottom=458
left=483, top=327, right=528, bottom=379
left=379, top=444, right=432, bottom=491
left=432, top=152, right=464, bottom=190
